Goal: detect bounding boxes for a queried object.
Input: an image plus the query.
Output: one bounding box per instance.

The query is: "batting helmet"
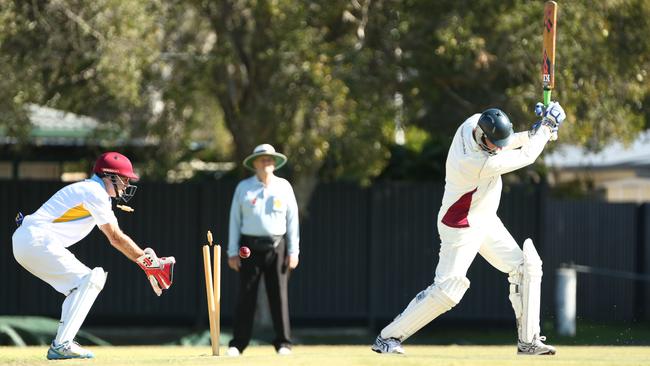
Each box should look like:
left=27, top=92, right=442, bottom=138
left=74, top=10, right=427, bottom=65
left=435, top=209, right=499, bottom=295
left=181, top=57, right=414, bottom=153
left=93, top=152, right=139, bottom=181
left=477, top=108, right=514, bottom=148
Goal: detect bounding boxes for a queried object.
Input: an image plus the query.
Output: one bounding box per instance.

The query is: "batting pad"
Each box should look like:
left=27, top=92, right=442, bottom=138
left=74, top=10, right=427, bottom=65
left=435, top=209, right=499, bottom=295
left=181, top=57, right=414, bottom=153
left=55, top=267, right=107, bottom=344
left=508, top=268, right=523, bottom=319
left=515, top=239, right=543, bottom=343
left=381, top=276, right=469, bottom=341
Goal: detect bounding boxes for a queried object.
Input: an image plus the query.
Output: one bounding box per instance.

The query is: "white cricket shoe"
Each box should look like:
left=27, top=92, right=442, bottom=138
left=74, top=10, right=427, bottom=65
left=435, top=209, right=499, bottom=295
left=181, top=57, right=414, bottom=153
left=226, top=346, right=241, bottom=356
left=371, top=335, right=405, bottom=354
left=277, top=346, right=292, bottom=355
left=46, top=340, right=94, bottom=360
left=517, top=335, right=556, bottom=355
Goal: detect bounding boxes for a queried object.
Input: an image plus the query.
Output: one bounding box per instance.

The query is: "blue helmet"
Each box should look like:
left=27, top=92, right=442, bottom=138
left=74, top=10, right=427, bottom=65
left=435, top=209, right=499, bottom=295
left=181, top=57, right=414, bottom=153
left=477, top=108, right=513, bottom=147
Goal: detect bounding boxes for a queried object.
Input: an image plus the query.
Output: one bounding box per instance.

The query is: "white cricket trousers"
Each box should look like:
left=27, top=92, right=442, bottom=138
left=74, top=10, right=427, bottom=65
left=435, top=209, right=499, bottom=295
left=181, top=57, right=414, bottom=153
left=435, top=217, right=524, bottom=285
left=12, top=225, right=91, bottom=296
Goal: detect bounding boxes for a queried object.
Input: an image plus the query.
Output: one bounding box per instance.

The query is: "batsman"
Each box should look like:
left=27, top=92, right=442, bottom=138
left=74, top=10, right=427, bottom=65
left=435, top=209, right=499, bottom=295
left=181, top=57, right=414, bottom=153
left=12, top=152, right=175, bottom=360
left=372, top=102, right=566, bottom=356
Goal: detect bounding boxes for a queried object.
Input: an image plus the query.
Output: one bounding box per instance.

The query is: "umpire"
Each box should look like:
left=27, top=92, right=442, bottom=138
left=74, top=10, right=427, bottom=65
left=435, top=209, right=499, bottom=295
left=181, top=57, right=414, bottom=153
left=226, top=144, right=300, bottom=356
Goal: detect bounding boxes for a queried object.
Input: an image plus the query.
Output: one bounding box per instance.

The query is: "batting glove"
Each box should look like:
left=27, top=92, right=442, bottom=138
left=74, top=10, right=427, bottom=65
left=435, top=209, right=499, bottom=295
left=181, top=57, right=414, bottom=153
left=534, top=102, right=545, bottom=117
left=136, top=247, right=175, bottom=296
left=541, top=101, right=566, bottom=129
left=529, top=102, right=544, bottom=135
left=530, top=101, right=566, bottom=139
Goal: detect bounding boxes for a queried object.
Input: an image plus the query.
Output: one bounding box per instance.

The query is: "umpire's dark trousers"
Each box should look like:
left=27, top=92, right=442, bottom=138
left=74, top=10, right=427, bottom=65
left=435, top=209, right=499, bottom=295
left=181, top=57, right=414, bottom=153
left=229, top=236, right=291, bottom=352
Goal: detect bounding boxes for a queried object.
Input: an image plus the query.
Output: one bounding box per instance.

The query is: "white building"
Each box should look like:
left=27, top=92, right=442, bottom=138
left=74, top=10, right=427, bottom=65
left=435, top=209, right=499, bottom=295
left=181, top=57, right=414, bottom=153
left=545, top=131, right=650, bottom=202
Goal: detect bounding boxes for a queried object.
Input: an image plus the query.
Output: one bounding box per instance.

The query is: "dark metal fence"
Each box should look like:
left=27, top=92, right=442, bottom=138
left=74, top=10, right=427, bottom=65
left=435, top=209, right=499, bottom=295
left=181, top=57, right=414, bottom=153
left=1, top=180, right=647, bottom=327
left=542, top=199, right=640, bottom=322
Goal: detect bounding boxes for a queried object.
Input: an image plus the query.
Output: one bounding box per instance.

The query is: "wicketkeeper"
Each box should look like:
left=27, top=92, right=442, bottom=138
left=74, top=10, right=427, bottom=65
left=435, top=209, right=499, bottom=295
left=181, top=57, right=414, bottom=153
left=372, top=102, right=566, bottom=355
left=12, top=152, right=175, bottom=360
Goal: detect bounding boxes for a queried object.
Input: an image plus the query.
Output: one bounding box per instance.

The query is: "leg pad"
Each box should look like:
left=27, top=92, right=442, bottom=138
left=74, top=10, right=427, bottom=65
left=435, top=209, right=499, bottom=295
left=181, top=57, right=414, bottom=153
left=380, top=276, right=469, bottom=341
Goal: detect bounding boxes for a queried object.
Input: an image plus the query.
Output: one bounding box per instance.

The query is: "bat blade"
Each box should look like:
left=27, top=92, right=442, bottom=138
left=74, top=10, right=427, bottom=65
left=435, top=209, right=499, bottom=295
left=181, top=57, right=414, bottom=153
left=542, top=1, right=558, bottom=106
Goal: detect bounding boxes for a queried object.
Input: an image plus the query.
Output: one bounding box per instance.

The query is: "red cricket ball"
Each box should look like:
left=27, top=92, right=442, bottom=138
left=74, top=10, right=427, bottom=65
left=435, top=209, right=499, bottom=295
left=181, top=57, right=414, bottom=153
left=239, top=246, right=251, bottom=259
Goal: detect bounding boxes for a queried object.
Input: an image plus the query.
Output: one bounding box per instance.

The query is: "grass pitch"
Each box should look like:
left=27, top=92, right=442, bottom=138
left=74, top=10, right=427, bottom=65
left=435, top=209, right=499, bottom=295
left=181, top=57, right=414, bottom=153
left=1, top=345, right=649, bottom=366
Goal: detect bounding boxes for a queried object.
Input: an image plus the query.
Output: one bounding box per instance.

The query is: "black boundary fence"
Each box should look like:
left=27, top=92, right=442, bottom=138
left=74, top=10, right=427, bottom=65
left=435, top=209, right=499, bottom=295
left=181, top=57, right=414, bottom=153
left=1, top=180, right=648, bottom=328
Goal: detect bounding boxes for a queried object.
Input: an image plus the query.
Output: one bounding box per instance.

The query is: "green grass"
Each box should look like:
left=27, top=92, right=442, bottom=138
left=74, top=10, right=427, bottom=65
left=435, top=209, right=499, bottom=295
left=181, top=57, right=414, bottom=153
left=1, top=345, right=650, bottom=366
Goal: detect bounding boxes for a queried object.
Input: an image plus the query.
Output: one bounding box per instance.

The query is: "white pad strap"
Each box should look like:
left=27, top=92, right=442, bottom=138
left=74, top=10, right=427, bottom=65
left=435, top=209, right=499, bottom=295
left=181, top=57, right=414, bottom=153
left=519, top=239, right=543, bottom=343
left=55, top=267, right=107, bottom=344
left=381, top=276, right=469, bottom=341
left=508, top=268, right=523, bottom=319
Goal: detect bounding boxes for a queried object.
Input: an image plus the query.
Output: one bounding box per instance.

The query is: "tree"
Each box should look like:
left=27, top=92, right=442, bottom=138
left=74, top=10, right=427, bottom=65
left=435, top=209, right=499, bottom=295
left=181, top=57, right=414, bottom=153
left=397, top=0, right=650, bottom=151
left=2, top=0, right=649, bottom=192
left=0, top=0, right=161, bottom=157
left=191, top=0, right=396, bottom=205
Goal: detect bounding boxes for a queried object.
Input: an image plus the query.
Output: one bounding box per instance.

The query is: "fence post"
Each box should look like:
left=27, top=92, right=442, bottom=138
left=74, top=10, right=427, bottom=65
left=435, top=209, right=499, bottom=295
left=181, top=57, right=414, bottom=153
left=555, top=267, right=577, bottom=336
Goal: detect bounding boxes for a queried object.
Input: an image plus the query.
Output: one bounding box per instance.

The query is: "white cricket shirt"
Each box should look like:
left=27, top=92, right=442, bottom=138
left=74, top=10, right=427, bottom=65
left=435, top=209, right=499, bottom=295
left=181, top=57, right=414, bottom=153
left=21, top=175, right=118, bottom=247
left=438, top=114, right=552, bottom=229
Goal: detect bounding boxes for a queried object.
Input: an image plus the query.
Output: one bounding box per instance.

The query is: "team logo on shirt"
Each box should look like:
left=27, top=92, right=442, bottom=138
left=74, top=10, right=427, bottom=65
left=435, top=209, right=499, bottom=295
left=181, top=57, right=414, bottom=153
left=273, top=198, right=282, bottom=209
left=53, top=204, right=91, bottom=223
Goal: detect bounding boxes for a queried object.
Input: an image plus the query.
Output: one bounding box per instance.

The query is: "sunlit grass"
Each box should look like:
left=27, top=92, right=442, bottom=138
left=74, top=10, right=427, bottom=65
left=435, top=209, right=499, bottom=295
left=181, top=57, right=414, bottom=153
left=2, top=345, right=649, bottom=366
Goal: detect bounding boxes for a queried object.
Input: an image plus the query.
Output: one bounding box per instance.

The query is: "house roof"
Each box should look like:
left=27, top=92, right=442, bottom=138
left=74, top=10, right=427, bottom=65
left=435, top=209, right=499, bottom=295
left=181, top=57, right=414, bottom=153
left=0, top=104, right=101, bottom=146
left=26, top=104, right=100, bottom=145
left=545, top=130, right=650, bottom=169
left=1, top=104, right=157, bottom=147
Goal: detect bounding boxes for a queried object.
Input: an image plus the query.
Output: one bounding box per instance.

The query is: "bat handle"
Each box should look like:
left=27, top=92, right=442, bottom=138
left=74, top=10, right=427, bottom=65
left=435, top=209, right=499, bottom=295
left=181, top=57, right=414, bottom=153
left=541, top=89, right=558, bottom=140
left=543, top=89, right=552, bottom=107
left=543, top=89, right=557, bottom=140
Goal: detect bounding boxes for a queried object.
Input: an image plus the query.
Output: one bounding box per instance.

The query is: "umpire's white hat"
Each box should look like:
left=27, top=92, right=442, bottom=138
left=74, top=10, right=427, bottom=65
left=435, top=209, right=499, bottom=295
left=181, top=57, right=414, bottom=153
left=243, top=144, right=288, bottom=171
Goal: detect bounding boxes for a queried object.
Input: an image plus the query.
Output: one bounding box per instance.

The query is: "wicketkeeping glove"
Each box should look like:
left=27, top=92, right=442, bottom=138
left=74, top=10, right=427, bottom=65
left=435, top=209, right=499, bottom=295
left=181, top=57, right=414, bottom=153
left=136, top=247, right=175, bottom=296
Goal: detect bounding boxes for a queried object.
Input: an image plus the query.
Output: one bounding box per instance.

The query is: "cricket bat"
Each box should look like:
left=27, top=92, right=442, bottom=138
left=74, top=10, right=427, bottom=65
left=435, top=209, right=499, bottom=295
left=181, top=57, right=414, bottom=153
left=542, top=1, right=557, bottom=107
left=542, top=1, right=558, bottom=139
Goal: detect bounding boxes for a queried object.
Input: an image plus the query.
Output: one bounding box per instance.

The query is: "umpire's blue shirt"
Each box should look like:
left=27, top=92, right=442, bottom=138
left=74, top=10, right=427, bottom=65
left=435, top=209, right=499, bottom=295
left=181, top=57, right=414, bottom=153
left=228, top=175, right=300, bottom=258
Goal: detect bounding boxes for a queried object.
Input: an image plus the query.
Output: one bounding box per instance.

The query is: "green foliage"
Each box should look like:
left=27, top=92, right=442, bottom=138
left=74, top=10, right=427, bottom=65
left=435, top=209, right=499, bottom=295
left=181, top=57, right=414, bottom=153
left=185, top=0, right=397, bottom=203
left=398, top=0, right=650, bottom=151
left=1, top=1, right=159, bottom=112
left=377, top=134, right=448, bottom=182
left=1, top=0, right=649, bottom=189
left=555, top=1, right=649, bottom=150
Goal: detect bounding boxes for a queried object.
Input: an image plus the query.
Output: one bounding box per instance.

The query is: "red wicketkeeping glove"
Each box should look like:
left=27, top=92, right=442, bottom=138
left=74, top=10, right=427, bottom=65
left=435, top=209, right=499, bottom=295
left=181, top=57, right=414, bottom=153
left=136, top=247, right=175, bottom=296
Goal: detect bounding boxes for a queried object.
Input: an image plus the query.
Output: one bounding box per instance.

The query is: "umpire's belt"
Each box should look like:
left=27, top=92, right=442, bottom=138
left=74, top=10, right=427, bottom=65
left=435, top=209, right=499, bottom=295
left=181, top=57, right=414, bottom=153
left=240, top=234, right=283, bottom=251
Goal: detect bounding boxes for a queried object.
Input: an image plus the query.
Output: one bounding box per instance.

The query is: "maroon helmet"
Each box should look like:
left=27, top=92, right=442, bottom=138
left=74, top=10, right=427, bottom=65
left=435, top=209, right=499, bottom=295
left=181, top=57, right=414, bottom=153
left=93, top=152, right=139, bottom=202
left=93, top=152, right=139, bottom=181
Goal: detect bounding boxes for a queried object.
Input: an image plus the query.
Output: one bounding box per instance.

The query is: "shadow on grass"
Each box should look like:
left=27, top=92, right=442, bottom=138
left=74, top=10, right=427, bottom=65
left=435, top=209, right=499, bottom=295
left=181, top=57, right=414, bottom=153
left=293, top=320, right=650, bottom=346
left=4, top=316, right=648, bottom=347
